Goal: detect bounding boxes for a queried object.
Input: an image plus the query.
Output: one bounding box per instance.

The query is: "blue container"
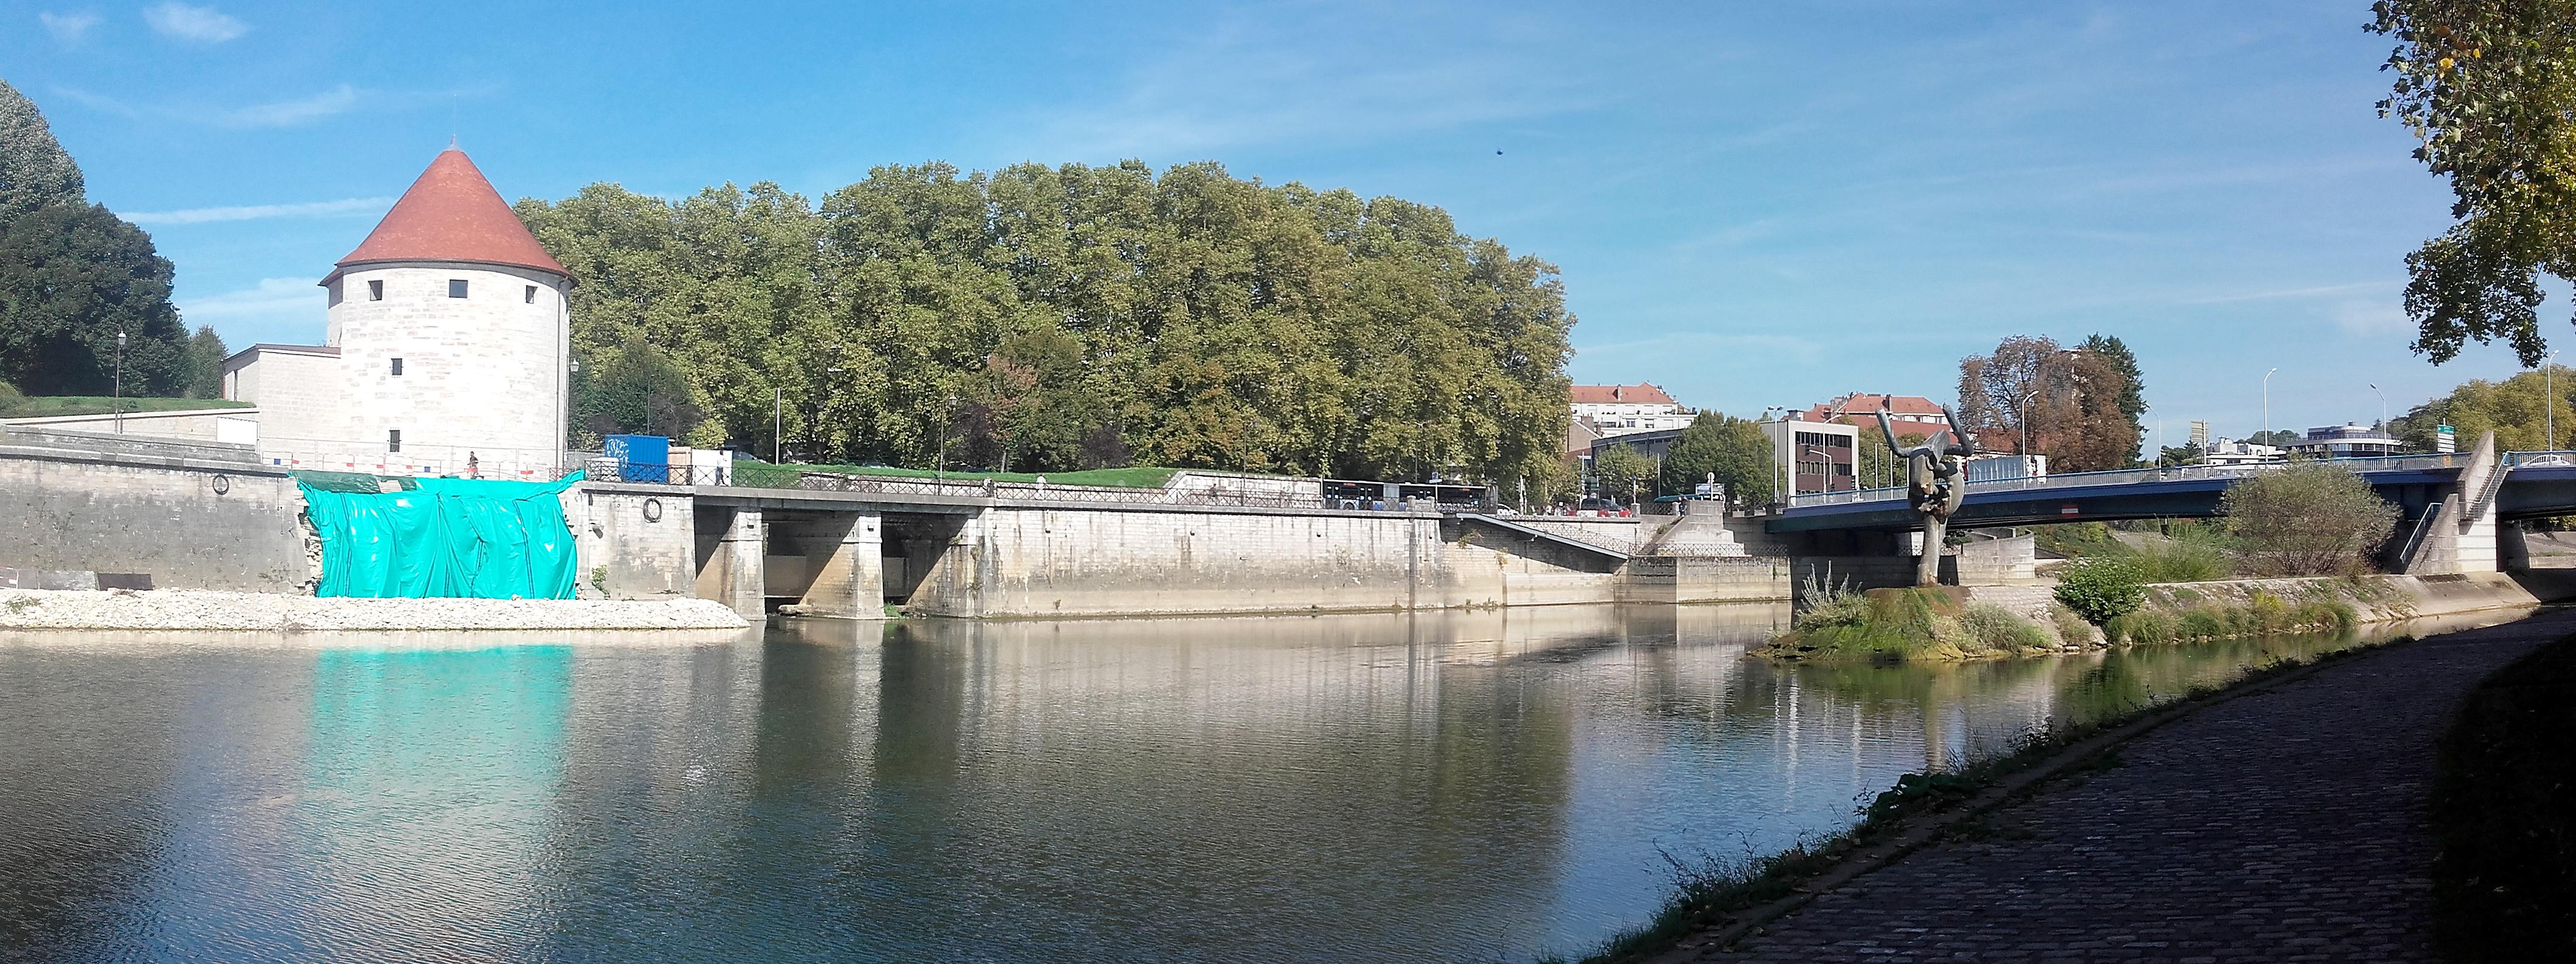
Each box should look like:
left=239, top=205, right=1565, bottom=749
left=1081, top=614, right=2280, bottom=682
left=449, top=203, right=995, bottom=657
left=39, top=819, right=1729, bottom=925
left=603, top=434, right=671, bottom=484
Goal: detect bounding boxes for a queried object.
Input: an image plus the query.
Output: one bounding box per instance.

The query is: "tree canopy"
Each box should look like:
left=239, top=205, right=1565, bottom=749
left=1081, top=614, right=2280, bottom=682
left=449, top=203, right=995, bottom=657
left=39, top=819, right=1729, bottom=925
left=2219, top=461, right=2400, bottom=577
left=2394, top=365, right=2576, bottom=451
left=1955, top=335, right=2140, bottom=472
left=516, top=161, right=1576, bottom=481
left=1659, top=411, right=1774, bottom=507
left=0, top=82, right=197, bottom=398
left=2369, top=1, right=2576, bottom=365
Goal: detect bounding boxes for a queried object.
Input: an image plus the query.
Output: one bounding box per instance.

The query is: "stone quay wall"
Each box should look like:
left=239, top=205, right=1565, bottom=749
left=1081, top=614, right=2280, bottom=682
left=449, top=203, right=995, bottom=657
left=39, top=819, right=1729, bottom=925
left=0, top=428, right=310, bottom=592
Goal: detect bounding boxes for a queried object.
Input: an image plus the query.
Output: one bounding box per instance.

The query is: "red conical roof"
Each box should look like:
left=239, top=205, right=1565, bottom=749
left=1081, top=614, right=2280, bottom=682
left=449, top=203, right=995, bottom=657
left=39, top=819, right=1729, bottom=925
left=325, top=148, right=568, bottom=283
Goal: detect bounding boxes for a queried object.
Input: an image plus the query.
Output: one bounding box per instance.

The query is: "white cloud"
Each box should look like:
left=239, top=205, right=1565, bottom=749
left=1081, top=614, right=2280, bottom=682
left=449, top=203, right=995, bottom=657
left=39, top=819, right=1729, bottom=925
left=220, top=85, right=360, bottom=128
left=2332, top=299, right=2412, bottom=337
left=126, top=196, right=391, bottom=226
left=143, top=2, right=244, bottom=42
left=39, top=12, right=101, bottom=41
left=178, top=278, right=323, bottom=326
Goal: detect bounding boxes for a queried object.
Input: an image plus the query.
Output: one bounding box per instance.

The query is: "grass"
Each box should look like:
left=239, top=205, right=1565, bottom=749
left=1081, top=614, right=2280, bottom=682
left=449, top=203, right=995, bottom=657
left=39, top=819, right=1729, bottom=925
left=2101, top=590, right=2360, bottom=645
left=2430, top=632, right=2576, bottom=963
left=0, top=395, right=251, bottom=419
left=2035, top=519, right=2234, bottom=583
left=1763, top=580, right=2062, bottom=662
left=740, top=460, right=1182, bottom=488
left=1559, top=637, right=2409, bottom=964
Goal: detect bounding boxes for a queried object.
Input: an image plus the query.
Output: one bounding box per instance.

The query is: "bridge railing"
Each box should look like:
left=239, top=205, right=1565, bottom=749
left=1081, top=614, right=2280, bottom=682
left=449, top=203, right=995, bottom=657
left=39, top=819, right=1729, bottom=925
left=2504, top=450, right=2576, bottom=467
left=1785, top=452, right=2476, bottom=510
left=587, top=459, right=1428, bottom=511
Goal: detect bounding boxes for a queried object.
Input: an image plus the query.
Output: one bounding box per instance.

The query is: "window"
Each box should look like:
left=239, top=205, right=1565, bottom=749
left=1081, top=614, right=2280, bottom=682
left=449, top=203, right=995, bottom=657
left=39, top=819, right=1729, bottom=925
left=387, top=430, right=402, bottom=453
left=448, top=279, right=469, bottom=298
left=368, top=280, right=384, bottom=301
left=389, top=357, right=403, bottom=376
left=524, top=285, right=538, bottom=304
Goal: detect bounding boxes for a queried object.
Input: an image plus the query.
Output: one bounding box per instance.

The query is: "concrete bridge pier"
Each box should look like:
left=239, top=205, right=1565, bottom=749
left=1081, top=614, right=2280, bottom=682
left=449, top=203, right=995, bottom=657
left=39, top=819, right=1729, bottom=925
left=695, top=505, right=766, bottom=618
left=784, top=510, right=885, bottom=618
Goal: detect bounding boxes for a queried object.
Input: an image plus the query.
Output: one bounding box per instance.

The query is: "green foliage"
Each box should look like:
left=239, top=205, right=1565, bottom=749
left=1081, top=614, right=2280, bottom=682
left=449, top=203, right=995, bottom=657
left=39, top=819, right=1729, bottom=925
left=571, top=332, right=710, bottom=447
left=2369, top=2, right=2576, bottom=365
left=2157, top=442, right=2203, bottom=467
left=2103, top=591, right=2357, bottom=644
left=1658, top=411, right=1775, bottom=506
left=1956, top=334, right=2141, bottom=471
left=1591, top=443, right=1658, bottom=501
left=1959, top=603, right=2053, bottom=653
left=0, top=377, right=17, bottom=400
left=2054, top=557, right=2146, bottom=625
left=0, top=201, right=189, bottom=397
left=0, top=81, right=85, bottom=221
left=178, top=325, right=227, bottom=399
left=2049, top=603, right=2097, bottom=647
left=2396, top=366, right=2574, bottom=452
left=2220, top=462, right=2402, bottom=576
left=2103, top=608, right=2178, bottom=645
left=2080, top=333, right=2147, bottom=466
left=747, top=460, right=1178, bottom=488
left=0, top=395, right=249, bottom=419
left=516, top=161, right=1576, bottom=480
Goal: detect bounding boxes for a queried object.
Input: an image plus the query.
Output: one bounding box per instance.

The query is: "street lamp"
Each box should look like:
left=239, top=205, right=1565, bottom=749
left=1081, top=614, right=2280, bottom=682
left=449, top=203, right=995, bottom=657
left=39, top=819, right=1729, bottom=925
left=112, top=330, right=126, bottom=436
left=2262, top=367, right=2279, bottom=447
left=2547, top=352, right=2561, bottom=451
left=2017, top=388, right=2041, bottom=456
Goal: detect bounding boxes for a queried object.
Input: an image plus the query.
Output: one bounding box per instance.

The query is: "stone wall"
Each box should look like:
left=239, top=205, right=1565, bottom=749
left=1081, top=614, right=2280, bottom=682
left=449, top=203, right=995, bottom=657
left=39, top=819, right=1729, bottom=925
left=0, top=429, right=308, bottom=592
left=566, top=483, right=696, bottom=600
left=324, top=261, right=570, bottom=476
left=906, top=506, right=1453, bottom=617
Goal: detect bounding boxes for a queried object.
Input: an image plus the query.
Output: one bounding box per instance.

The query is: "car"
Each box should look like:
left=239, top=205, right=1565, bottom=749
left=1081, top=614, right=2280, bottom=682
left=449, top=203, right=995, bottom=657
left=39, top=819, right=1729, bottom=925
left=2522, top=454, right=2572, bottom=467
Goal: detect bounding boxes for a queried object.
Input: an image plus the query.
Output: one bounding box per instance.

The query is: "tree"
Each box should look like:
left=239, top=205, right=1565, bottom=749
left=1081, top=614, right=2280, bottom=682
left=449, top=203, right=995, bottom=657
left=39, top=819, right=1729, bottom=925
left=1856, top=428, right=1927, bottom=491
left=0, top=201, right=187, bottom=396
left=570, top=332, right=706, bottom=446
left=2080, top=333, right=2146, bottom=465
left=1956, top=335, right=2139, bottom=471
left=1, top=81, right=85, bottom=222
left=1591, top=444, right=1658, bottom=503
left=2219, top=462, right=2401, bottom=576
left=178, top=325, right=228, bottom=399
left=2368, top=2, right=2576, bottom=365
left=2243, top=429, right=2307, bottom=448
left=516, top=160, right=1576, bottom=480
left=1659, top=411, right=1775, bottom=507
left=2157, top=442, right=2204, bottom=467
left=2394, top=365, right=2574, bottom=452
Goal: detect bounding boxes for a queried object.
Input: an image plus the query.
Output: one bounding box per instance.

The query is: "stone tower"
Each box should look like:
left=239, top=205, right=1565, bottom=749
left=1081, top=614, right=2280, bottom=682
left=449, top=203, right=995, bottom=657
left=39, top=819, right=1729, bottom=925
left=318, top=148, right=572, bottom=473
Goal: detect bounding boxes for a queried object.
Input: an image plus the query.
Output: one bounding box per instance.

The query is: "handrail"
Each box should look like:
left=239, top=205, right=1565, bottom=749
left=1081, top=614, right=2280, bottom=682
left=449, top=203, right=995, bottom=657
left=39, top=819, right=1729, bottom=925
left=2392, top=496, right=2449, bottom=573
left=588, top=459, right=1489, bottom=512
left=1787, top=453, right=2477, bottom=510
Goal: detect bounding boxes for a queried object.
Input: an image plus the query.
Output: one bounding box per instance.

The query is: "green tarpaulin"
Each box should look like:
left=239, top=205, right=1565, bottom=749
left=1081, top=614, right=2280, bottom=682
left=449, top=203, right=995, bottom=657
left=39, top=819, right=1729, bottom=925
left=299, top=472, right=584, bottom=599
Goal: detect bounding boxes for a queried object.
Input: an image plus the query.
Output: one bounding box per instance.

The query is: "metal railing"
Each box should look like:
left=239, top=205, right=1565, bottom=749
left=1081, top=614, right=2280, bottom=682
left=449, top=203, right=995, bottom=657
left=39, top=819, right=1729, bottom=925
left=588, top=460, right=1474, bottom=511
left=1786, top=452, right=2478, bottom=510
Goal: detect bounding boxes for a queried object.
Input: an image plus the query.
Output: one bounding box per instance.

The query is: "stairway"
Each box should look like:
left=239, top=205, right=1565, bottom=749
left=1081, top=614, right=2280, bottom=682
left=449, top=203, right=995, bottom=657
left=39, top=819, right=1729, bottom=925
left=1645, top=509, right=1748, bottom=557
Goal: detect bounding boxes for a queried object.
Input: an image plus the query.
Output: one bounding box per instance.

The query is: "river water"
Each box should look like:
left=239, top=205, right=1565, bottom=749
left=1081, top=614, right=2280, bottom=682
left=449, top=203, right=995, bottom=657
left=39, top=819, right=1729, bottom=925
left=0, top=604, right=2512, bottom=963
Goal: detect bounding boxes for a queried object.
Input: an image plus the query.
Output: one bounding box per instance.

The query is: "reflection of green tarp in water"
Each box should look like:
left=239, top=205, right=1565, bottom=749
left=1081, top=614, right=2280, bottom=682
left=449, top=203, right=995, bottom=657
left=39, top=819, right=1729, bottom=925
left=298, top=471, right=584, bottom=599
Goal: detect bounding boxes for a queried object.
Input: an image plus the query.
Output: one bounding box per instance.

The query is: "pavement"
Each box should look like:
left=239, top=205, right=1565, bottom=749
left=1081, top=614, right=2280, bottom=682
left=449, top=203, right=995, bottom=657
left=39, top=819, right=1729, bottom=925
left=1699, top=608, right=2576, bottom=963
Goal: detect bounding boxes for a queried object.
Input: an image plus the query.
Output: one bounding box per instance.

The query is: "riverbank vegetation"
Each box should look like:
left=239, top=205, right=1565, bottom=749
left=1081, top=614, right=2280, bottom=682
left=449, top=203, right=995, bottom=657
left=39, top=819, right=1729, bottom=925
left=1762, top=580, right=2067, bottom=662
left=2034, top=461, right=2401, bottom=583
left=2430, top=632, right=2576, bottom=963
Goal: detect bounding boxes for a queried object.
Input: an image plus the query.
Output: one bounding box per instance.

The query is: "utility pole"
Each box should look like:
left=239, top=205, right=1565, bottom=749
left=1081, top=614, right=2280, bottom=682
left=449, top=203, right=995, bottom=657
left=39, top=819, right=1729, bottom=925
left=773, top=386, right=782, bottom=463
left=2548, top=353, right=2560, bottom=450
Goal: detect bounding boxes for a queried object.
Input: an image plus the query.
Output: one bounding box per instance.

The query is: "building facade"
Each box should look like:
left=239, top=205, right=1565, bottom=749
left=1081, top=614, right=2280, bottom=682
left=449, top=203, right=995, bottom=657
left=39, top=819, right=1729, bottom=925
left=1759, top=416, right=1858, bottom=496
left=1571, top=383, right=1691, bottom=439
left=220, top=149, right=575, bottom=478
left=2286, top=423, right=2403, bottom=460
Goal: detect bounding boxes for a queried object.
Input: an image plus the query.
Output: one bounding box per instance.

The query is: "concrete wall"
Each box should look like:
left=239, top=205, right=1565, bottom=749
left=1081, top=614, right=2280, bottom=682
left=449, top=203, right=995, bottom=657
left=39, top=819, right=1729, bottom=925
left=1509, top=517, right=1653, bottom=554
left=566, top=483, right=696, bottom=600
left=224, top=346, right=343, bottom=454
left=1619, top=557, right=1793, bottom=603
left=907, top=506, right=1453, bottom=617
left=0, top=428, right=308, bottom=592
left=2, top=407, right=260, bottom=446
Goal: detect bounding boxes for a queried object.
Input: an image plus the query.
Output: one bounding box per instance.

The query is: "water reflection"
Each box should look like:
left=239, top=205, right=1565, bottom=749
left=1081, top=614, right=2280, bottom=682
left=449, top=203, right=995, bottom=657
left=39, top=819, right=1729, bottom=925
left=0, top=605, right=2514, bottom=963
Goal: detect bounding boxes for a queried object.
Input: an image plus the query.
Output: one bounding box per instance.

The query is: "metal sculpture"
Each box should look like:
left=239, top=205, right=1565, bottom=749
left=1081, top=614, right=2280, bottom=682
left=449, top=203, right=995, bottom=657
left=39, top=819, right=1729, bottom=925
left=1879, top=405, right=1972, bottom=586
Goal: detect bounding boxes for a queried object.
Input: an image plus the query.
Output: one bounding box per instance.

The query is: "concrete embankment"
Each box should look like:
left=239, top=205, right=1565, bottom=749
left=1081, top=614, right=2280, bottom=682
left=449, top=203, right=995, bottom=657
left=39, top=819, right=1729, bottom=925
left=0, top=588, right=749, bottom=632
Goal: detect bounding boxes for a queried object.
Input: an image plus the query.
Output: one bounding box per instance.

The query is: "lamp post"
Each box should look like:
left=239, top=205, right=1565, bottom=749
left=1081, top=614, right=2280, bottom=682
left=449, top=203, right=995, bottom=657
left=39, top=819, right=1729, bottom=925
left=2017, top=388, right=2040, bottom=456
left=772, top=386, right=783, bottom=463
left=112, top=330, right=126, bottom=436
left=2548, top=352, right=2561, bottom=451
left=2262, top=367, right=2279, bottom=449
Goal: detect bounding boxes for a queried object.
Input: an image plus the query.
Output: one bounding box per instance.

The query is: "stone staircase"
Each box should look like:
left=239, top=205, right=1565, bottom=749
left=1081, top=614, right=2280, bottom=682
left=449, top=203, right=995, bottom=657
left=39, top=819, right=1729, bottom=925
left=1644, top=510, right=1748, bottom=557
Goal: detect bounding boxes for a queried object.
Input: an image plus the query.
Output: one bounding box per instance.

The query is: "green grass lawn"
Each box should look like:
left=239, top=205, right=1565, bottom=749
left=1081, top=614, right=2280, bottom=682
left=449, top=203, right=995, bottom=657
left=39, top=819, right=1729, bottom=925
left=0, top=396, right=252, bottom=419
left=739, top=460, right=1181, bottom=488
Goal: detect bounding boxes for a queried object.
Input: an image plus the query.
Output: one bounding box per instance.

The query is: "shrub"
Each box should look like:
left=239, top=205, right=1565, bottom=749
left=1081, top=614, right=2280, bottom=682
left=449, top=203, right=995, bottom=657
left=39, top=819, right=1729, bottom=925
left=2049, top=604, right=2097, bottom=647
left=2104, top=608, right=2177, bottom=645
left=2054, top=557, right=2146, bottom=625
left=2176, top=607, right=2228, bottom=639
left=1956, top=604, right=2053, bottom=653
left=2220, top=462, right=2402, bottom=576
left=2127, top=537, right=2233, bottom=582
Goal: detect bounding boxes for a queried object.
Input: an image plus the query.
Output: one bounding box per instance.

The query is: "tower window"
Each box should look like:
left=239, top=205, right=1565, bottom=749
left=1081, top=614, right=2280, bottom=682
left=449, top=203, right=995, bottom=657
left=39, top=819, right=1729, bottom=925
left=389, top=357, right=403, bottom=376
left=368, top=280, right=384, bottom=301
left=448, top=279, right=469, bottom=298
left=387, top=430, right=402, bottom=453
left=525, top=285, right=538, bottom=304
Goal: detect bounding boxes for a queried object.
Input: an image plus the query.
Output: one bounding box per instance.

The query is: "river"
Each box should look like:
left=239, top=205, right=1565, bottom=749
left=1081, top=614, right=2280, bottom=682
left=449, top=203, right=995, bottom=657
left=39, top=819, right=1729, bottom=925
left=0, top=604, right=2516, bottom=963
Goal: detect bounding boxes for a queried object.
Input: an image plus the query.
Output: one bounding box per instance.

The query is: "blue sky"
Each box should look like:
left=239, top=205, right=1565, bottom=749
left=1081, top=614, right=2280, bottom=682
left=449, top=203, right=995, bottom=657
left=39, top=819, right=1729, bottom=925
left=4, top=1, right=2539, bottom=441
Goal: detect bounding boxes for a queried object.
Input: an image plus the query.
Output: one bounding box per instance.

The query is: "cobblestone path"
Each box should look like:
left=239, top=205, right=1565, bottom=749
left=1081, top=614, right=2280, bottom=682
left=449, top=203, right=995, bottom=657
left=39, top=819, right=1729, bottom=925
left=1704, top=610, right=2576, bottom=963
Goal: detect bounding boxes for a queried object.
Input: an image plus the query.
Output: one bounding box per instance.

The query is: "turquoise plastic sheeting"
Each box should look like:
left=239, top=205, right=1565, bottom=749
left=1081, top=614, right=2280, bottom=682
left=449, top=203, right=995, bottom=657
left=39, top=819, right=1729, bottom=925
left=300, top=471, right=585, bottom=599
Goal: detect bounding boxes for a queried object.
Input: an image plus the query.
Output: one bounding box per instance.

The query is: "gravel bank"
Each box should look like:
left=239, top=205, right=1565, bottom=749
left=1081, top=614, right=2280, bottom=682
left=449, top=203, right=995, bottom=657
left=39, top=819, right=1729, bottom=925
left=0, top=588, right=749, bottom=632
